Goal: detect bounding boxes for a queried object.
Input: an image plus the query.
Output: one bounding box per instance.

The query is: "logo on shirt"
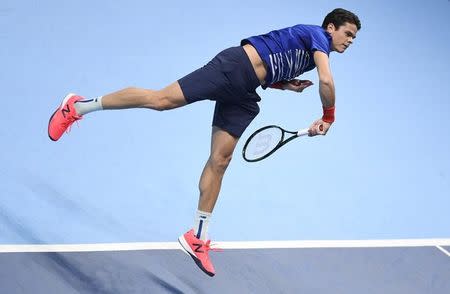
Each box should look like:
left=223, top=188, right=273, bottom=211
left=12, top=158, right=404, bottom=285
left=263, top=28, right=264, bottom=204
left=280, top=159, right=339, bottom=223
left=269, top=49, right=310, bottom=83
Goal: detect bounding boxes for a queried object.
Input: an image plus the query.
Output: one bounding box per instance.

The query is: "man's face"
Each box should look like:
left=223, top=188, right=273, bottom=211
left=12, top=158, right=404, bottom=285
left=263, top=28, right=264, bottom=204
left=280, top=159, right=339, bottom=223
left=326, top=22, right=358, bottom=53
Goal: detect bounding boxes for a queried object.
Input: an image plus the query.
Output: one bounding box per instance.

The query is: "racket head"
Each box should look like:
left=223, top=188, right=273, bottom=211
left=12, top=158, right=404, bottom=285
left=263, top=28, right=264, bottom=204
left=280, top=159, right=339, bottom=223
left=242, top=125, right=285, bottom=162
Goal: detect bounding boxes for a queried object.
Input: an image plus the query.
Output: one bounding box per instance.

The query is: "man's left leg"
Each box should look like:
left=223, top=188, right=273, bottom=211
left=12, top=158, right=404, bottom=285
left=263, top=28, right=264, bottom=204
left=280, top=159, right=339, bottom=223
left=178, top=126, right=239, bottom=277
left=198, top=126, right=238, bottom=213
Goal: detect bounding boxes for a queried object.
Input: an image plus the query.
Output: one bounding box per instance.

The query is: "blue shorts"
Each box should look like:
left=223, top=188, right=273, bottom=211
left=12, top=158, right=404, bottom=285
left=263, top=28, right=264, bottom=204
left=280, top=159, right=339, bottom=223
left=178, top=46, right=261, bottom=137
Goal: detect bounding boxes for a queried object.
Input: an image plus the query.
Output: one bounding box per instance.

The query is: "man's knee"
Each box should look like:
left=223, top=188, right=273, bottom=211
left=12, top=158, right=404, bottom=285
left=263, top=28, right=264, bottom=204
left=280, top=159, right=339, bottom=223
left=209, top=152, right=233, bottom=173
left=148, top=91, right=173, bottom=111
left=146, top=82, right=186, bottom=111
left=121, top=87, right=169, bottom=111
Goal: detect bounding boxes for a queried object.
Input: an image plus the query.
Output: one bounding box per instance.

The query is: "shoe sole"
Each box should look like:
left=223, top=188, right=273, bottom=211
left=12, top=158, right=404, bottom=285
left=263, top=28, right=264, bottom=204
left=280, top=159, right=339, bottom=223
left=178, top=236, right=215, bottom=277
left=47, top=93, right=76, bottom=141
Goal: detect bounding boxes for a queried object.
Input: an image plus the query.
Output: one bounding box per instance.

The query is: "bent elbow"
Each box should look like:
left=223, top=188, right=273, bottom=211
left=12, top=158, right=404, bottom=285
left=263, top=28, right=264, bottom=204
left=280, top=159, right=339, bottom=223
left=319, top=78, right=334, bottom=87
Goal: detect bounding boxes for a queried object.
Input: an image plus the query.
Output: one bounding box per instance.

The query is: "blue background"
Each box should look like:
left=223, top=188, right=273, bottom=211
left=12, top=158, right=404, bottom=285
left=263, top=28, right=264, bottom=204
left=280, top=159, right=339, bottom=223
left=1, top=0, right=449, bottom=244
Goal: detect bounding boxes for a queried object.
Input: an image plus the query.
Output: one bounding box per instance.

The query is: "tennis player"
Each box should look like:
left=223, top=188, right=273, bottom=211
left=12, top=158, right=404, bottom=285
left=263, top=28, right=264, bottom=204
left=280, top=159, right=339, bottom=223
left=48, top=8, right=360, bottom=276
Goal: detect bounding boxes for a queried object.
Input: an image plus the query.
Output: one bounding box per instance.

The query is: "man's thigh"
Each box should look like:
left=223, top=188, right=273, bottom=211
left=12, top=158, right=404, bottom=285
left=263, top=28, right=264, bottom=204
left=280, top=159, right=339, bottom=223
left=210, top=126, right=240, bottom=158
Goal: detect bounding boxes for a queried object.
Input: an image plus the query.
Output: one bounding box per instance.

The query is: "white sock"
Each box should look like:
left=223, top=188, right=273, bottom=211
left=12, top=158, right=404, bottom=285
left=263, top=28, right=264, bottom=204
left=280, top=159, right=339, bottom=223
left=74, top=96, right=103, bottom=115
left=193, top=210, right=211, bottom=241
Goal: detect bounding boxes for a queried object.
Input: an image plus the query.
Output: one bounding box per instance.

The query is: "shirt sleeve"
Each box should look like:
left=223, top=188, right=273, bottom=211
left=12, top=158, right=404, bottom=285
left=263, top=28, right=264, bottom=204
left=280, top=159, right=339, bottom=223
left=310, top=29, right=331, bottom=55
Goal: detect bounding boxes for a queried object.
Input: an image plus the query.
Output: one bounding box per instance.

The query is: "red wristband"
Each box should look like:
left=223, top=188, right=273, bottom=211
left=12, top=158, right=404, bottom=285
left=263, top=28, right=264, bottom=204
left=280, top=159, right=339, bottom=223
left=322, top=106, right=335, bottom=123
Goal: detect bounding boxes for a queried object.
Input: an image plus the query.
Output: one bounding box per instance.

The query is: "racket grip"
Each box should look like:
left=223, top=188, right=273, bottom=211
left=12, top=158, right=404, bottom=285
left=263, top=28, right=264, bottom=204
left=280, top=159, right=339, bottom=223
left=297, top=128, right=309, bottom=136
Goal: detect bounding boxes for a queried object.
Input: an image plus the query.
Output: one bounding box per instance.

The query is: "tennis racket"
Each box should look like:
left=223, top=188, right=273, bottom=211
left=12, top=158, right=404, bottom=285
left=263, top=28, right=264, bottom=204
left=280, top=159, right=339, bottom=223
left=242, top=125, right=315, bottom=162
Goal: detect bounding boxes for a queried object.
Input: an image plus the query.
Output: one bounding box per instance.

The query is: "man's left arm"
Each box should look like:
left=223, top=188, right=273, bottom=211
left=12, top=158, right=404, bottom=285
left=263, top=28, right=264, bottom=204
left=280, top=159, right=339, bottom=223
left=309, top=51, right=336, bottom=136
left=269, top=80, right=314, bottom=92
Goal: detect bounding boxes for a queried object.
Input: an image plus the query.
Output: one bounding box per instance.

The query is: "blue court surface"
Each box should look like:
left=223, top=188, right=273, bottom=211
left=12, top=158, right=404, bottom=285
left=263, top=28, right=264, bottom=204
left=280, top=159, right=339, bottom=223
left=1, top=239, right=449, bottom=293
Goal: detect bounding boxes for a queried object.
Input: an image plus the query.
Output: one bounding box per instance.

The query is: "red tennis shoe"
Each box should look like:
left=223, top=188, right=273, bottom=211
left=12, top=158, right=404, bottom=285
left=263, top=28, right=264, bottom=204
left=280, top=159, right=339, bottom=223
left=178, top=229, right=219, bottom=277
left=48, top=93, right=83, bottom=141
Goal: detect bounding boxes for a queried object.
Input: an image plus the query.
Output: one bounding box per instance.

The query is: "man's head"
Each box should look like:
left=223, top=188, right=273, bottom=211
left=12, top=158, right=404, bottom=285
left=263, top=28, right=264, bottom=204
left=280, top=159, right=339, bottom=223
left=322, top=8, right=361, bottom=53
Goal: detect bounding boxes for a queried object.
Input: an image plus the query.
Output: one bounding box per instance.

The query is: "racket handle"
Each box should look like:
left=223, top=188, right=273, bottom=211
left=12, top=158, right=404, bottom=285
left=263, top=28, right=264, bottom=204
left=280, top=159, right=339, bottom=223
left=297, top=128, right=310, bottom=137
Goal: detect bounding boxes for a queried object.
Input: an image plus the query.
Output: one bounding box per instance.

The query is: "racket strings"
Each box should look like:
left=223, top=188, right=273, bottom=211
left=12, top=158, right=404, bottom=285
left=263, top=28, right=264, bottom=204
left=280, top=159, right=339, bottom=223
left=244, top=127, right=283, bottom=161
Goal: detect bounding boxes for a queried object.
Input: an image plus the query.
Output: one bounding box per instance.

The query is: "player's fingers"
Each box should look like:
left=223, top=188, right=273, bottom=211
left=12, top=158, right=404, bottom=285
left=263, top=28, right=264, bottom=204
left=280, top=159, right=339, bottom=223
left=299, top=80, right=313, bottom=87
left=316, top=124, right=323, bottom=135
left=285, top=83, right=299, bottom=91
left=290, top=79, right=301, bottom=86
left=299, top=84, right=311, bottom=91
left=308, top=124, right=319, bottom=136
left=298, top=81, right=313, bottom=92
left=318, top=124, right=331, bottom=136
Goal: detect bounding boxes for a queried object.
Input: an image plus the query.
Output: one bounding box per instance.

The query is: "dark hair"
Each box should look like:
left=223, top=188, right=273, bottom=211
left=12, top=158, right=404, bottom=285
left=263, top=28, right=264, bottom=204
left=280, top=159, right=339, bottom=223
left=322, top=8, right=361, bottom=30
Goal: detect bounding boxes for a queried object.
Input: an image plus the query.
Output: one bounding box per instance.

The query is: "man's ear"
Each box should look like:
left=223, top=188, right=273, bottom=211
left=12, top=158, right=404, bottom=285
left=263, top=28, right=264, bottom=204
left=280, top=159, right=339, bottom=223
left=326, top=23, right=336, bottom=33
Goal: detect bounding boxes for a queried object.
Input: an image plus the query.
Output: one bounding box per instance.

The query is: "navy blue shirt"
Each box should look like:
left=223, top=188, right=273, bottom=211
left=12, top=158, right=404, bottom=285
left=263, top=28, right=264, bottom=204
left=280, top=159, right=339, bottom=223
left=241, top=24, right=332, bottom=88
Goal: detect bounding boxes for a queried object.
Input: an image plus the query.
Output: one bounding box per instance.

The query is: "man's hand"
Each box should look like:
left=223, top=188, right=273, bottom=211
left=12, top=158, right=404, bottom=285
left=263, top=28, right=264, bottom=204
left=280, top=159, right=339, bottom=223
left=308, top=119, right=331, bottom=136
left=283, top=79, right=313, bottom=92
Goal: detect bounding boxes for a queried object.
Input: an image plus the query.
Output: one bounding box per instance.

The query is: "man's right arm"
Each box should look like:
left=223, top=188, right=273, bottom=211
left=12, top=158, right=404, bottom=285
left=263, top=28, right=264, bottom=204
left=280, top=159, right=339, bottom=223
left=313, top=51, right=335, bottom=108
left=308, top=51, right=336, bottom=136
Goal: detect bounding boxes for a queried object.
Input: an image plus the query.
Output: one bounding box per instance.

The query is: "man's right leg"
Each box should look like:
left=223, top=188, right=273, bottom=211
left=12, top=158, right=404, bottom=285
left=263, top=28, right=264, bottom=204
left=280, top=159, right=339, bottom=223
left=48, top=82, right=187, bottom=141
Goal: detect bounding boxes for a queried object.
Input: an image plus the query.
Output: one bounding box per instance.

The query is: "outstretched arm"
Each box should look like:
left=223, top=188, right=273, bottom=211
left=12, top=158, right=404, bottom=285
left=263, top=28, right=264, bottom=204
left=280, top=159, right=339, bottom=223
left=308, top=51, right=336, bottom=136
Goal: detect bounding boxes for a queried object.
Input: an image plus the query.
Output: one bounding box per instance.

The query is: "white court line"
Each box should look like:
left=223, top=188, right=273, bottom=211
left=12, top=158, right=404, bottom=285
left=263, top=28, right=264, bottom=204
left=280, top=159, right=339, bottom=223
left=217, top=239, right=450, bottom=249
left=436, top=245, right=450, bottom=258
left=1, top=238, right=450, bottom=253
